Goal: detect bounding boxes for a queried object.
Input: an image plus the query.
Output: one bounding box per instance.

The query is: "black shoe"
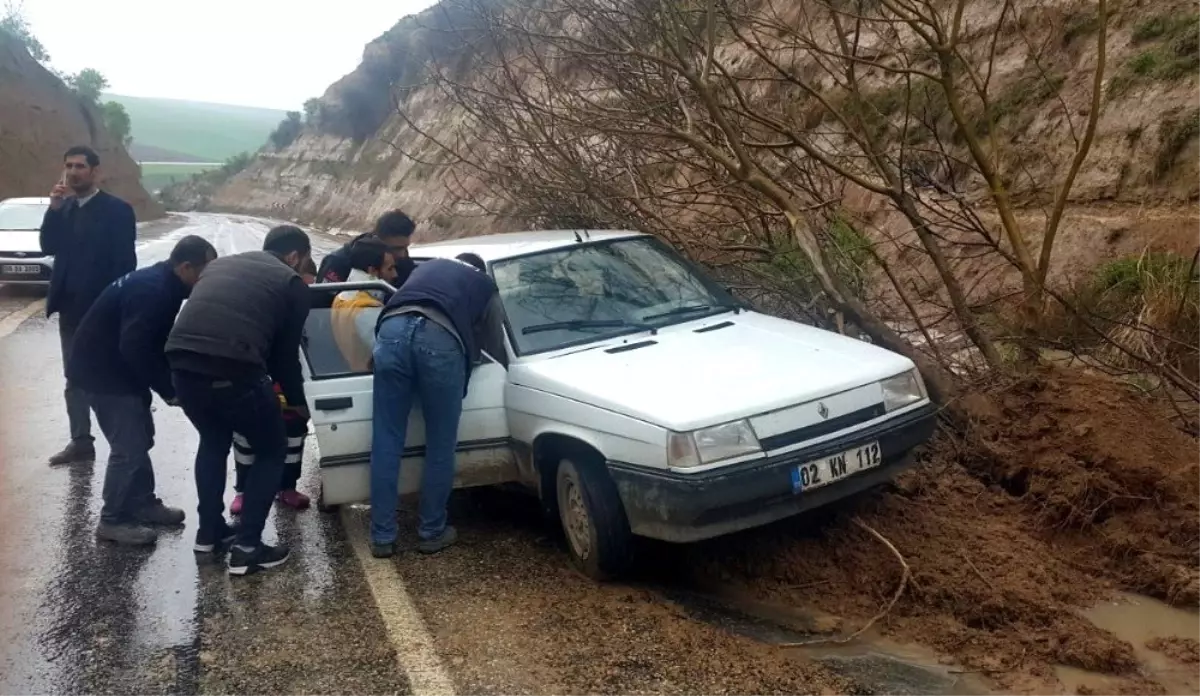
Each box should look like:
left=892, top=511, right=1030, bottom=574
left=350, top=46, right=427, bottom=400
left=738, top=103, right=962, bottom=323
left=133, top=500, right=186, bottom=526
left=228, top=543, right=290, bottom=576
left=371, top=542, right=396, bottom=559
left=48, top=440, right=95, bottom=466
left=418, top=526, right=458, bottom=555
left=193, top=521, right=238, bottom=553
left=96, top=521, right=158, bottom=546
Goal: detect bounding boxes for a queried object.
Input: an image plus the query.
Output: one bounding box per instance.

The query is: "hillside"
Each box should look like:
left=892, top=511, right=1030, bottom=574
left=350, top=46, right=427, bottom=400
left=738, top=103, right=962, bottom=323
left=0, top=35, right=162, bottom=219
left=192, top=0, right=1198, bottom=238
left=104, top=93, right=286, bottom=162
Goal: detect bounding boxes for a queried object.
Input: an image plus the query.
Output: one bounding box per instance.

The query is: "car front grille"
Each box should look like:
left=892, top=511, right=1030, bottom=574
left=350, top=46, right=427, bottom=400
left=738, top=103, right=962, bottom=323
left=758, top=403, right=887, bottom=452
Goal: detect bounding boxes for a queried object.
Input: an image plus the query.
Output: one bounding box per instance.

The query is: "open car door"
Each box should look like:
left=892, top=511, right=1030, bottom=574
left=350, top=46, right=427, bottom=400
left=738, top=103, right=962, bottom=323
left=301, top=280, right=516, bottom=509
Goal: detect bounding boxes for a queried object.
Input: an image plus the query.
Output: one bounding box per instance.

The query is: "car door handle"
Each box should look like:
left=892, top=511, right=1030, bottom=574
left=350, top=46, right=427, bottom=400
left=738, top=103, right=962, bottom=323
left=315, top=397, right=353, bottom=411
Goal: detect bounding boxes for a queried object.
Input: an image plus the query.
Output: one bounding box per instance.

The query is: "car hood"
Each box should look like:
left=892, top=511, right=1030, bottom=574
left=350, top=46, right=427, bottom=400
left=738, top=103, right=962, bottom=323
left=0, top=230, right=42, bottom=253
left=508, top=311, right=915, bottom=431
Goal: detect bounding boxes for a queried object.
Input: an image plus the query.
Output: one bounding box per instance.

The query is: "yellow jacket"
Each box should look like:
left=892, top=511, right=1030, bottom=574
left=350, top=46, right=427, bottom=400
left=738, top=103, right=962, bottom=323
left=331, top=270, right=385, bottom=372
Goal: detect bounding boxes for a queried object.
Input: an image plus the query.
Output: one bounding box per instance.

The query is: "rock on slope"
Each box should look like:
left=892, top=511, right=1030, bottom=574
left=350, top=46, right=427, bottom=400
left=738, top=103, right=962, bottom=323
left=0, top=35, right=163, bottom=220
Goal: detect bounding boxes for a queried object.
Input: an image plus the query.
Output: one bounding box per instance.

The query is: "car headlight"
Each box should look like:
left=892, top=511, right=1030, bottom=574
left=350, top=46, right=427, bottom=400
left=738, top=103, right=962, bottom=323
left=667, top=419, right=762, bottom=469
left=882, top=369, right=926, bottom=412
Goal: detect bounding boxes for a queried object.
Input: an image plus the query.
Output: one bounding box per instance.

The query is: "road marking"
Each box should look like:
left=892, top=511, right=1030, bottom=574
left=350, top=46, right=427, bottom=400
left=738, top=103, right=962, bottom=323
left=0, top=299, right=45, bottom=340
left=341, top=508, right=457, bottom=696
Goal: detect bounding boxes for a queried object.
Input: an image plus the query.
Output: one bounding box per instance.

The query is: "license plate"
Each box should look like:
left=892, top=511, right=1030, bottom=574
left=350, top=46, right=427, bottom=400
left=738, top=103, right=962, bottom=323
left=2, top=264, right=40, bottom=275
left=792, top=441, right=882, bottom=492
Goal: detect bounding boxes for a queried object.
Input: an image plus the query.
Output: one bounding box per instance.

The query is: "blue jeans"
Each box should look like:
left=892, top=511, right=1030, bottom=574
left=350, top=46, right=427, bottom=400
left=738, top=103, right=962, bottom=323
left=370, top=314, right=466, bottom=545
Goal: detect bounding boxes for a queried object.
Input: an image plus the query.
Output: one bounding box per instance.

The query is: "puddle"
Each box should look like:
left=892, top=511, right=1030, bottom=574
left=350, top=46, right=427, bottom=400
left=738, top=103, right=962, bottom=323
left=660, top=587, right=993, bottom=695
left=1056, top=591, right=1200, bottom=695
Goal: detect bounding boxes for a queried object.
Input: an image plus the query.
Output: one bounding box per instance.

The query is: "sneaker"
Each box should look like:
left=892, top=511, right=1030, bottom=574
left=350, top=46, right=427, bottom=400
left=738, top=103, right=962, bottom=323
left=417, top=526, right=458, bottom=555
left=133, top=500, right=185, bottom=526
left=48, top=440, right=95, bottom=466
left=228, top=543, right=290, bottom=576
left=193, top=521, right=238, bottom=553
left=230, top=493, right=243, bottom=516
left=277, top=489, right=311, bottom=510
left=96, top=521, right=157, bottom=546
left=371, top=542, right=396, bottom=559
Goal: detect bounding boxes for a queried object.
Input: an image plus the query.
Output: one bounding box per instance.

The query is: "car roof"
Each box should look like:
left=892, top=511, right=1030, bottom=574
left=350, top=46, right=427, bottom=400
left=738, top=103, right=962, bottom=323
left=410, top=229, right=648, bottom=262
left=0, top=197, right=51, bottom=206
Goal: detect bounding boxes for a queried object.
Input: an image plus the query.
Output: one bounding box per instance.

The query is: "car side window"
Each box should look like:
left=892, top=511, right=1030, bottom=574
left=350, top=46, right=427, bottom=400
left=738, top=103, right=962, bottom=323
left=304, top=285, right=390, bottom=379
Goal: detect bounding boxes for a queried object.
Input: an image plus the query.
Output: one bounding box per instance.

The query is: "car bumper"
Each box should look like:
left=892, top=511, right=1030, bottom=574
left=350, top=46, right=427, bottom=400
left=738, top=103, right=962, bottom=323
left=607, top=402, right=937, bottom=543
left=0, top=257, right=53, bottom=285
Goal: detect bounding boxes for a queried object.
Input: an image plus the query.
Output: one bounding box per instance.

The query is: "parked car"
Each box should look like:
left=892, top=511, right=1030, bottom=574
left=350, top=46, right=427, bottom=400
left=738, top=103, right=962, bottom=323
left=302, top=230, right=936, bottom=579
left=0, top=197, right=53, bottom=287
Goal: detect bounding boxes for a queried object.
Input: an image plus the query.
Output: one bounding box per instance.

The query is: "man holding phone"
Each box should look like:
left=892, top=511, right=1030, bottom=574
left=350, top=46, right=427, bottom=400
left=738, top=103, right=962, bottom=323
left=40, top=145, right=138, bottom=466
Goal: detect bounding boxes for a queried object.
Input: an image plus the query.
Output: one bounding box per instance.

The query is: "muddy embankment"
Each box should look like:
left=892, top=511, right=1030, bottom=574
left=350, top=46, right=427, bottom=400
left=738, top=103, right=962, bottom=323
left=661, top=367, right=1198, bottom=694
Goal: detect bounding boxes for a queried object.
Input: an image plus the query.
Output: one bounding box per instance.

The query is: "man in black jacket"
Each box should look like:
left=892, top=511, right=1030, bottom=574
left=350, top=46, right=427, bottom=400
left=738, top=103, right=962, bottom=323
left=40, top=145, right=138, bottom=466
left=67, top=236, right=217, bottom=546
left=167, top=225, right=312, bottom=576
left=368, top=253, right=508, bottom=559
left=317, top=209, right=416, bottom=287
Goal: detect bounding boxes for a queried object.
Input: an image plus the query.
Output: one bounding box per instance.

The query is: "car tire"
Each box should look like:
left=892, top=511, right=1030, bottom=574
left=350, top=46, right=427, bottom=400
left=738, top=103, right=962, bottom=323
left=555, top=457, right=633, bottom=581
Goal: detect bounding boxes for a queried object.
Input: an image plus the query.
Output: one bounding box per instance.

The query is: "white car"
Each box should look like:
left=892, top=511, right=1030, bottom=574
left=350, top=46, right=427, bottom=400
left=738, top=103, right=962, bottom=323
left=0, top=197, right=53, bottom=286
left=302, top=230, right=936, bottom=579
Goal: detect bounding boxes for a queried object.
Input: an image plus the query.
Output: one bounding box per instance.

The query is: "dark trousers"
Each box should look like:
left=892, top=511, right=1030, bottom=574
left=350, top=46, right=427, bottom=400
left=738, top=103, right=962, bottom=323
left=58, top=311, right=94, bottom=443
left=234, top=417, right=306, bottom=492
left=91, top=391, right=156, bottom=524
left=172, top=370, right=286, bottom=548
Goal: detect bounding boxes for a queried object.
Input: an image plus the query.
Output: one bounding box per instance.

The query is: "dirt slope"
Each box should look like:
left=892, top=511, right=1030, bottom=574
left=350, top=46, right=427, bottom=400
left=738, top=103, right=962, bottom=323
left=0, top=35, right=163, bottom=220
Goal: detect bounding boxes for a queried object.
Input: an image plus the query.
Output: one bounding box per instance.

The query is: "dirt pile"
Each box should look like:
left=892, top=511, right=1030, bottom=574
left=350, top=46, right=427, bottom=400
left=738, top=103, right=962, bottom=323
left=0, top=35, right=162, bottom=219
left=676, top=368, right=1197, bottom=692
left=966, top=369, right=1200, bottom=605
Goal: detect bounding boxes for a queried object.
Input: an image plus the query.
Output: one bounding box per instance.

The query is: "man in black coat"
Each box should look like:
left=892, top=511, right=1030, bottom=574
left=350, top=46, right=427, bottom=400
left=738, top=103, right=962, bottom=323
left=40, top=145, right=138, bottom=466
left=317, top=209, right=417, bottom=287
left=167, top=225, right=313, bottom=576
left=67, top=236, right=218, bottom=545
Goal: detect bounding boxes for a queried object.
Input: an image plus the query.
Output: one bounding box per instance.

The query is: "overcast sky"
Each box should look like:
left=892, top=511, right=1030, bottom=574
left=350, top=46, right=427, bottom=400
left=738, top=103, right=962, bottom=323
left=24, top=0, right=437, bottom=110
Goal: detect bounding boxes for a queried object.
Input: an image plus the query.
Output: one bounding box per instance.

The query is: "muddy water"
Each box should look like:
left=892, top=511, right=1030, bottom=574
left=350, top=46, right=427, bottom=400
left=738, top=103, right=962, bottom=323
left=660, top=588, right=993, bottom=695
left=1056, top=592, right=1200, bottom=695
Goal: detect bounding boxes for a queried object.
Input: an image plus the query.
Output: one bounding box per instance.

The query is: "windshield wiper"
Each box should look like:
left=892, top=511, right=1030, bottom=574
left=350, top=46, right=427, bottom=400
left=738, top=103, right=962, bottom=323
left=522, top=319, right=650, bottom=335
left=641, top=303, right=739, bottom=322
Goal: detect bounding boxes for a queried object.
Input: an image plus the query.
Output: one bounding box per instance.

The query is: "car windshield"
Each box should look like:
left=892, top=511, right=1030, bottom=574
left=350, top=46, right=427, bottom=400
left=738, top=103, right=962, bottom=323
left=492, top=236, right=738, bottom=355
left=0, top=203, right=48, bottom=230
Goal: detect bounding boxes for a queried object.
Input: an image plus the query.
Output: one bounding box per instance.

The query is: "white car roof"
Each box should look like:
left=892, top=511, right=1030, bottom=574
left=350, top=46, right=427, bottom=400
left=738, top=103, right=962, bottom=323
left=410, top=229, right=648, bottom=262
left=0, top=197, right=51, bottom=206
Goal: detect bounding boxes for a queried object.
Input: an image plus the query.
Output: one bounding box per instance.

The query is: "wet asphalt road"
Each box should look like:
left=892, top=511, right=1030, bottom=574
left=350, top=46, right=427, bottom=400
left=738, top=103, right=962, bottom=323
left=0, top=214, right=412, bottom=695
left=0, top=212, right=920, bottom=696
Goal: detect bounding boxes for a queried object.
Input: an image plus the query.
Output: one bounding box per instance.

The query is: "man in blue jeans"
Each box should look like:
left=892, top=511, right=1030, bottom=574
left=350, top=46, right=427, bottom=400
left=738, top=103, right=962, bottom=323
left=369, top=253, right=508, bottom=558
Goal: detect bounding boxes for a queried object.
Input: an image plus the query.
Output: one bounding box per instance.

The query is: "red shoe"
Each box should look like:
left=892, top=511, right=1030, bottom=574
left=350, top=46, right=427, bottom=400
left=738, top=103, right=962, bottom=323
left=277, top=489, right=311, bottom=510
left=230, top=493, right=244, bottom=516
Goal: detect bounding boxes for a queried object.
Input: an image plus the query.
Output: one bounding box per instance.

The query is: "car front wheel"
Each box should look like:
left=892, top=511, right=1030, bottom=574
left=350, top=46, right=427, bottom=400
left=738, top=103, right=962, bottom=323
left=555, top=457, right=633, bottom=581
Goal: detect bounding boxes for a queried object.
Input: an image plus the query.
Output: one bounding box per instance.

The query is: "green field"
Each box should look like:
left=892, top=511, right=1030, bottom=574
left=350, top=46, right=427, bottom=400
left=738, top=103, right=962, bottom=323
left=139, top=162, right=222, bottom=193
left=105, top=93, right=288, bottom=163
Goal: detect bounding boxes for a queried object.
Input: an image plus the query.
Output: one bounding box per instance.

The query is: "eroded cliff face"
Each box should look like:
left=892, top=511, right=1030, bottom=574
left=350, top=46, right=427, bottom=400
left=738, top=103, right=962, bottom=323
left=201, top=0, right=1197, bottom=244
left=0, top=35, right=163, bottom=220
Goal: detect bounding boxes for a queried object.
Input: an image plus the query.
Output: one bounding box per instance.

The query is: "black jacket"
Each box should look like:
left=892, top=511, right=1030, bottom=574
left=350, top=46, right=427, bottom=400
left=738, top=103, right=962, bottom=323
left=66, top=261, right=186, bottom=400
left=317, top=234, right=416, bottom=286
left=165, top=251, right=310, bottom=408
left=40, top=190, right=137, bottom=320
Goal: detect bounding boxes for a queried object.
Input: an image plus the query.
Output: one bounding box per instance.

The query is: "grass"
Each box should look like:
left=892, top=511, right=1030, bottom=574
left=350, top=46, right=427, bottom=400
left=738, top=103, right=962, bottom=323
left=139, top=162, right=221, bottom=193
left=1155, top=108, right=1200, bottom=179
left=1108, top=13, right=1199, bottom=98
left=972, top=69, right=1066, bottom=138
left=763, top=214, right=874, bottom=296
left=104, top=93, right=288, bottom=162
